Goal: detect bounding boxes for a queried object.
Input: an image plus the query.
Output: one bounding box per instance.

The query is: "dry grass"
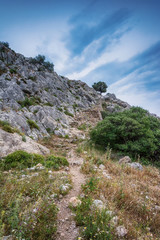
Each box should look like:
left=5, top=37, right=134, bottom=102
left=79, top=143, right=160, bottom=239
left=0, top=169, right=72, bottom=239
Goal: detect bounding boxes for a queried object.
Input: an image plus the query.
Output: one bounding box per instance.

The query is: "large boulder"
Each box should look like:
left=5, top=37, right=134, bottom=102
left=0, top=129, right=50, bottom=157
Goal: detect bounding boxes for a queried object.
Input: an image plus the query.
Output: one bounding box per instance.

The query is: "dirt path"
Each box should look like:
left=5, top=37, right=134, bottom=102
left=56, top=148, right=86, bottom=240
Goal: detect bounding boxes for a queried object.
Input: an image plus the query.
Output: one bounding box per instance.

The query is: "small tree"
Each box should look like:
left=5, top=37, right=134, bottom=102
left=35, top=55, right=45, bottom=64
left=92, top=81, right=108, bottom=94
left=0, top=41, right=9, bottom=48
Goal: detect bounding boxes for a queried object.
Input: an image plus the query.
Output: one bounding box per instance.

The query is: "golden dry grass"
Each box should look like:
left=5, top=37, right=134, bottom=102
left=80, top=144, right=160, bottom=239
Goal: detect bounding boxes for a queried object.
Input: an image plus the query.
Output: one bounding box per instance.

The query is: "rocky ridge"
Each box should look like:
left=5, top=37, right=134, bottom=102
left=0, top=43, right=131, bottom=140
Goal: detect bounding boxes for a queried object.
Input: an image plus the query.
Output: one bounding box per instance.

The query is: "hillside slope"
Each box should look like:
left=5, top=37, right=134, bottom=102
left=0, top=43, right=131, bottom=140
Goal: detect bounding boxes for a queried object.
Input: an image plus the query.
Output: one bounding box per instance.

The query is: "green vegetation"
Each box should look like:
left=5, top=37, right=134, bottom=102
left=0, top=150, right=69, bottom=171
left=73, top=103, right=78, bottom=110
left=44, top=102, right=53, bottom=107
left=78, top=123, right=87, bottom=131
left=9, top=68, right=17, bottom=74
left=22, top=135, right=26, bottom=142
left=0, top=151, right=44, bottom=170
left=0, top=169, right=71, bottom=239
left=57, top=107, right=63, bottom=112
left=18, top=97, right=41, bottom=108
left=0, top=41, right=9, bottom=48
left=92, top=81, right=108, bottom=94
left=27, top=119, right=40, bottom=130
left=90, top=107, right=160, bottom=165
left=29, top=54, right=54, bottom=72
left=64, top=109, right=74, bottom=117
left=0, top=120, right=22, bottom=135
left=46, top=155, right=69, bottom=170
left=46, top=127, right=54, bottom=134
left=73, top=178, right=114, bottom=239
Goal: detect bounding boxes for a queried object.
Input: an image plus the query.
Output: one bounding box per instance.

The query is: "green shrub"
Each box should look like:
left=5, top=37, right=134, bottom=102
left=92, top=81, right=108, bottom=94
left=0, top=151, right=45, bottom=170
left=73, top=103, right=78, bottom=110
left=0, top=41, right=9, bottom=48
left=22, top=135, right=26, bottom=142
left=18, top=97, right=41, bottom=108
left=18, top=97, right=34, bottom=108
left=64, top=110, right=74, bottom=117
left=90, top=107, right=160, bottom=164
left=0, top=120, right=21, bottom=134
left=57, top=107, right=63, bottom=112
left=27, top=119, right=40, bottom=130
left=9, top=68, right=17, bottom=74
left=46, top=155, right=69, bottom=170
left=29, top=54, right=54, bottom=71
left=2, top=151, right=32, bottom=170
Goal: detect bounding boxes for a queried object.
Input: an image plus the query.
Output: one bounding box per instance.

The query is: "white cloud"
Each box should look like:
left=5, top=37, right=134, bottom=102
left=109, top=69, right=160, bottom=116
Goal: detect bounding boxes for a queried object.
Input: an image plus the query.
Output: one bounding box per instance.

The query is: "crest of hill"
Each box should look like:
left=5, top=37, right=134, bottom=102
left=0, top=42, right=158, bottom=140
left=0, top=43, right=103, bottom=139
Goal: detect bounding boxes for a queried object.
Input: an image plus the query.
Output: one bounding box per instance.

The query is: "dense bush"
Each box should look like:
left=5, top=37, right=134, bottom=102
left=46, top=155, right=69, bottom=170
left=0, top=151, right=45, bottom=170
left=92, top=81, right=108, bottom=94
left=0, top=150, right=69, bottom=170
left=90, top=107, right=160, bottom=164
left=29, top=54, right=54, bottom=72
left=0, top=41, right=9, bottom=48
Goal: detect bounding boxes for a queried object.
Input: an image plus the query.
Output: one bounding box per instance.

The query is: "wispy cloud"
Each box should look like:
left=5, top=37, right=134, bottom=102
left=67, top=8, right=132, bottom=55
left=107, top=41, right=160, bottom=115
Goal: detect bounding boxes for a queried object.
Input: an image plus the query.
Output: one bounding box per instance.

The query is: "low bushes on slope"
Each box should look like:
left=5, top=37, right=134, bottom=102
left=0, top=120, right=22, bottom=134
left=0, top=150, right=69, bottom=170
left=90, top=107, right=160, bottom=165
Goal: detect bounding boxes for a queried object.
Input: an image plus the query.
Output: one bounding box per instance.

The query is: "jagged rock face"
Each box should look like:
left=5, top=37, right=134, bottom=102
left=0, top=44, right=100, bottom=139
left=102, top=93, right=131, bottom=113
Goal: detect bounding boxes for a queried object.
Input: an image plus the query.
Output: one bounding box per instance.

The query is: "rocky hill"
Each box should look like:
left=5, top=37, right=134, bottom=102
left=0, top=43, right=160, bottom=240
left=0, top=43, right=130, bottom=139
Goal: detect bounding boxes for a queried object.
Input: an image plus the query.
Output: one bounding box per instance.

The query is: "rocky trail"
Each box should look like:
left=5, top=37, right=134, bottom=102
left=56, top=147, right=86, bottom=240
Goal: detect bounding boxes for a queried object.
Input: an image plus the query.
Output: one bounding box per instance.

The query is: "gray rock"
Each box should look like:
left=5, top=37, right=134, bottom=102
left=119, top=156, right=132, bottom=164
left=111, top=216, right=118, bottom=226
left=0, top=45, right=101, bottom=140
left=99, top=164, right=105, bottom=170
left=127, top=162, right=143, bottom=171
left=155, top=205, right=160, bottom=211
left=106, top=210, right=114, bottom=216
left=92, top=199, right=105, bottom=210
left=0, top=128, right=50, bottom=157
left=2, top=236, right=13, bottom=240
left=116, top=226, right=128, bottom=237
left=59, top=184, right=71, bottom=193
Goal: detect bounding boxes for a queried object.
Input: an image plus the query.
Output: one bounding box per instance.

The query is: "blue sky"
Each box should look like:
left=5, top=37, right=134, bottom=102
left=1, top=0, right=160, bottom=115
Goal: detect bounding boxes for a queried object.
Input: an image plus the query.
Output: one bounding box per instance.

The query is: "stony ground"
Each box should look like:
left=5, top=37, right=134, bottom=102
left=56, top=148, right=86, bottom=240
